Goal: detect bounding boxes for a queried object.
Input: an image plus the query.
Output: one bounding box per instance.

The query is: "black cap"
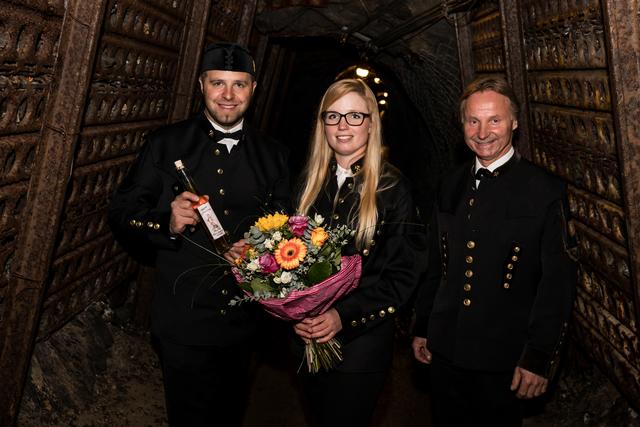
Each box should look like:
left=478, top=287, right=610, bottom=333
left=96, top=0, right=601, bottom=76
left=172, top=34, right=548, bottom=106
left=199, top=43, right=256, bottom=77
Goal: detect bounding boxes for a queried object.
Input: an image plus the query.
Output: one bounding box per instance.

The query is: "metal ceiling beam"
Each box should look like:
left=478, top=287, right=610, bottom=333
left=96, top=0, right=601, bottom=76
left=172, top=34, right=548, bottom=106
left=370, top=0, right=478, bottom=51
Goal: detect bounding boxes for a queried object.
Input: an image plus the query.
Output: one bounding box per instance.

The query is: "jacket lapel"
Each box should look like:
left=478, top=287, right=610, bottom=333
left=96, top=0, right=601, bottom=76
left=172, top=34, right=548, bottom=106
left=439, top=161, right=473, bottom=214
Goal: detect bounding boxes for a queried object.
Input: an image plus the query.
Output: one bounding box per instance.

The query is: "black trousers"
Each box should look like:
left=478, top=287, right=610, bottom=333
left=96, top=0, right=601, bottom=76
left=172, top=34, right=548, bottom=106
left=302, top=370, right=387, bottom=427
left=153, top=335, right=252, bottom=427
left=430, top=355, right=523, bottom=427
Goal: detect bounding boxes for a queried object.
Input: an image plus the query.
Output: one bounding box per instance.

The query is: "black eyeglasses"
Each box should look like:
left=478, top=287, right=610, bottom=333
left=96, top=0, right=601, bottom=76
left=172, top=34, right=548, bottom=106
left=321, top=111, right=371, bottom=126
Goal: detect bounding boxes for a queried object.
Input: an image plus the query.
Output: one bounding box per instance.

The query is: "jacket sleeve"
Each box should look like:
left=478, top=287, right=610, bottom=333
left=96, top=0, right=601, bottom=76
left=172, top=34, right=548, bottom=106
left=108, top=138, right=179, bottom=263
left=412, top=204, right=442, bottom=338
left=334, top=181, right=428, bottom=339
left=517, top=190, right=577, bottom=378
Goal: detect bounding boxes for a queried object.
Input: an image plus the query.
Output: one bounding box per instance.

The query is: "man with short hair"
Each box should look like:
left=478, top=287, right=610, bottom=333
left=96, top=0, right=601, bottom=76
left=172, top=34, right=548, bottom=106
left=109, top=43, right=290, bottom=426
left=413, top=76, right=576, bottom=426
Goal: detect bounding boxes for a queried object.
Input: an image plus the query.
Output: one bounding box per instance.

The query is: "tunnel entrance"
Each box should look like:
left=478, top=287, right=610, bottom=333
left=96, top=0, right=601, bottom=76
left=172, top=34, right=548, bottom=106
left=256, top=36, right=448, bottom=216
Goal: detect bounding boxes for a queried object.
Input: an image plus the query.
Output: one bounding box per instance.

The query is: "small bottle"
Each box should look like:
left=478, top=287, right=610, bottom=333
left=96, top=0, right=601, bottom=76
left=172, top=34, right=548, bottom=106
left=174, top=160, right=231, bottom=254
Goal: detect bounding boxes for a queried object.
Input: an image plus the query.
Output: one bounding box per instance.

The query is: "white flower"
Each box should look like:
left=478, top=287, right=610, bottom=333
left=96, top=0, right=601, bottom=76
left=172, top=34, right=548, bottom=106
left=280, top=271, right=292, bottom=284
left=273, top=276, right=281, bottom=284
left=247, top=260, right=260, bottom=271
left=272, top=231, right=283, bottom=241
left=314, top=214, right=324, bottom=225
left=264, top=239, right=274, bottom=250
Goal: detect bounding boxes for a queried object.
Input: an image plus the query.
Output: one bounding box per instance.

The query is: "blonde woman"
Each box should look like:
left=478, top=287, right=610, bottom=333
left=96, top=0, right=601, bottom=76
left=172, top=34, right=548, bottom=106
left=294, top=79, right=426, bottom=426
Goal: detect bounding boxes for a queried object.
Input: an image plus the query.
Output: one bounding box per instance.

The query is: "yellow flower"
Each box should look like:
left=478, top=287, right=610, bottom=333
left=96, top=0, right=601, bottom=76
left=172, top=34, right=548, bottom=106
left=254, top=213, right=289, bottom=232
left=275, top=238, right=307, bottom=270
left=310, top=227, right=329, bottom=247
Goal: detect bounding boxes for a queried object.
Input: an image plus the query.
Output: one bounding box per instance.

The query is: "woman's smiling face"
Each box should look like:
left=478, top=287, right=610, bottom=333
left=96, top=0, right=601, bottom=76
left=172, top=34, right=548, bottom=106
left=324, top=92, right=371, bottom=168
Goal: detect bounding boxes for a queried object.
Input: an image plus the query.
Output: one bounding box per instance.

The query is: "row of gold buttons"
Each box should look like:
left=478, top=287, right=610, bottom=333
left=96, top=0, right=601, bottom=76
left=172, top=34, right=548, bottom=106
left=503, top=243, right=521, bottom=290
left=549, top=322, right=569, bottom=369
left=465, top=166, right=479, bottom=304
left=463, top=240, right=476, bottom=307
left=218, top=271, right=232, bottom=315
left=129, top=219, right=160, bottom=230
left=350, top=306, right=396, bottom=327
left=441, top=233, right=448, bottom=278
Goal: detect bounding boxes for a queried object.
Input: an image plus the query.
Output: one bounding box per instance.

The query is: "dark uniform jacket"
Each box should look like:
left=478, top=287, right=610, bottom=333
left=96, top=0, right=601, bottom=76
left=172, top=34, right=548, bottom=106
left=308, top=159, right=427, bottom=372
left=109, top=113, right=290, bottom=346
left=414, top=154, right=576, bottom=377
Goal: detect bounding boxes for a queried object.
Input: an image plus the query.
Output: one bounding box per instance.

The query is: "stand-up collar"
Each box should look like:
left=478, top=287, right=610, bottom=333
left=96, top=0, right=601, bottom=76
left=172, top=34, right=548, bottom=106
left=472, top=148, right=520, bottom=180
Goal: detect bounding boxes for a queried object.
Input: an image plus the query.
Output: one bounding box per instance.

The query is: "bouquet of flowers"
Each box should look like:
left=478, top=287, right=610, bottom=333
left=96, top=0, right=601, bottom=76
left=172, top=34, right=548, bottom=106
left=230, top=212, right=362, bottom=373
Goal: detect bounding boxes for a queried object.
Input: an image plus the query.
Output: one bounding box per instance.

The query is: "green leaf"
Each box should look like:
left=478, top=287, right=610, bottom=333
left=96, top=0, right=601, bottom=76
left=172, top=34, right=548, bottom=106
left=317, top=243, right=333, bottom=259
left=249, top=278, right=271, bottom=294
left=307, top=261, right=332, bottom=285
left=238, top=282, right=252, bottom=292
left=331, top=251, right=341, bottom=267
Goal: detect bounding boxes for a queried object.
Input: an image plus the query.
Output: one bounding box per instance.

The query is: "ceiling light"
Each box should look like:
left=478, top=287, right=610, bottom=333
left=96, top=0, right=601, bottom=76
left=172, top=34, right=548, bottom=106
left=356, top=67, right=370, bottom=78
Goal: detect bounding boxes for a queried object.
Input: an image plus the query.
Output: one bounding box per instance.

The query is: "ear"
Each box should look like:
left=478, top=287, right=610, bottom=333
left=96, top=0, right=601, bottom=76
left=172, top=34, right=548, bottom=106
left=198, top=75, right=204, bottom=94
left=252, top=81, right=257, bottom=92
left=512, top=119, right=518, bottom=131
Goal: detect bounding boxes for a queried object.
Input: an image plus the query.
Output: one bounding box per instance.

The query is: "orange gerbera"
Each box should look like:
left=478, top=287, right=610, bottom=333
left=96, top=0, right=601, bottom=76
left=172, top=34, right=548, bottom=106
left=310, top=227, right=329, bottom=247
left=274, top=238, right=307, bottom=270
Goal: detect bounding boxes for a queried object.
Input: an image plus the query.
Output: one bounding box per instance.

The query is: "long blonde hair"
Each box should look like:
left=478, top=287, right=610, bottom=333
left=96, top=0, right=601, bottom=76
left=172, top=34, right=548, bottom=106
left=297, top=79, right=384, bottom=250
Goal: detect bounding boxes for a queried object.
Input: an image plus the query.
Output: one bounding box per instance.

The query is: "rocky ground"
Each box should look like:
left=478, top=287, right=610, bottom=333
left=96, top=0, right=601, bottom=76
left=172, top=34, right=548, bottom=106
left=17, top=301, right=640, bottom=427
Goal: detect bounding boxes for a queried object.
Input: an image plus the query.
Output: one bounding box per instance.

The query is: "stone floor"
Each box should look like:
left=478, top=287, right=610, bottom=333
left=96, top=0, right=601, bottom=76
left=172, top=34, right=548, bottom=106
left=17, top=302, right=640, bottom=426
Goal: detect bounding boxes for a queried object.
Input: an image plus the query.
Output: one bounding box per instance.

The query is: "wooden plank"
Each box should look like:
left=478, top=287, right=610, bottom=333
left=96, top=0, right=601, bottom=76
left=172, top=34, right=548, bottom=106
left=0, top=0, right=108, bottom=423
left=169, top=0, right=212, bottom=122
left=454, top=12, right=474, bottom=87
left=500, top=0, right=531, bottom=158
left=602, top=0, right=640, bottom=351
left=237, top=0, right=258, bottom=47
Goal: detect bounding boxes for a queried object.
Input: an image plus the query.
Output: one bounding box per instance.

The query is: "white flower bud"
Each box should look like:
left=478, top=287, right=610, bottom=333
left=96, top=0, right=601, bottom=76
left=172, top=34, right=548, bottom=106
left=280, top=271, right=292, bottom=284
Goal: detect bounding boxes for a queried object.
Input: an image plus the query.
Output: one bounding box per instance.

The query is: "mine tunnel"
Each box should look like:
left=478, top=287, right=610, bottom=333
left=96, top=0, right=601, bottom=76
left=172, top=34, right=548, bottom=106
left=1, top=0, right=640, bottom=425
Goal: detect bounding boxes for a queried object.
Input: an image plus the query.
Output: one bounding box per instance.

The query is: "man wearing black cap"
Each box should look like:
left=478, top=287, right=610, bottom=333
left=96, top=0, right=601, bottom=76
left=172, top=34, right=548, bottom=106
left=109, top=43, right=290, bottom=426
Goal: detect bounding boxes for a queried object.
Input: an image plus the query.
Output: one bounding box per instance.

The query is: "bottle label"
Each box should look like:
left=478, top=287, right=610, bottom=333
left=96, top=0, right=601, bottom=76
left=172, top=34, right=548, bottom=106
left=197, top=202, right=226, bottom=239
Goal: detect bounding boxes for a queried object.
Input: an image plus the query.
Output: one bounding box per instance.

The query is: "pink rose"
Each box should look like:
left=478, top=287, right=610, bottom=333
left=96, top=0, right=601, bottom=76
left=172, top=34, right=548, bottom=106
left=259, top=253, right=279, bottom=274
left=288, top=215, right=309, bottom=237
